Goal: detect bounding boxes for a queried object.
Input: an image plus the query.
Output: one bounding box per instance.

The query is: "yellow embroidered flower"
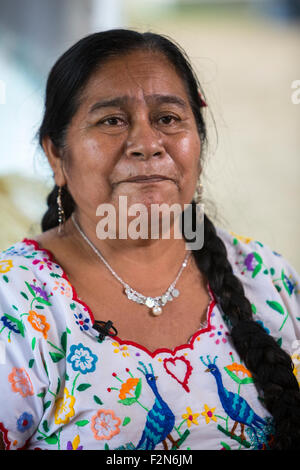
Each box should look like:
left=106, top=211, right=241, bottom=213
left=230, top=232, right=253, bottom=244
left=201, top=404, right=217, bottom=424
left=182, top=407, right=200, bottom=428
left=54, top=388, right=75, bottom=425
left=112, top=341, right=130, bottom=357
left=0, top=259, right=13, bottom=273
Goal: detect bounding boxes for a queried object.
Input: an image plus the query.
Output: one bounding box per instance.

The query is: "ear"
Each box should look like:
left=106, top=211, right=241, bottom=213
left=42, top=136, right=67, bottom=187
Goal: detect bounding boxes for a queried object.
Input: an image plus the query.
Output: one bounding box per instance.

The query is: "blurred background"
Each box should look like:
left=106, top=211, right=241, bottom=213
left=0, top=0, right=299, bottom=269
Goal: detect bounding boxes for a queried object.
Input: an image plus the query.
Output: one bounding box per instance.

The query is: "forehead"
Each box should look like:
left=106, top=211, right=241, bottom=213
left=79, top=50, right=190, bottom=110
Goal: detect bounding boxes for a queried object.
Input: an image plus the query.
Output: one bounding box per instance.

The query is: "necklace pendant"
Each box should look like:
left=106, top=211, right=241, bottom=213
left=152, top=305, right=163, bottom=316
left=145, top=297, right=155, bottom=308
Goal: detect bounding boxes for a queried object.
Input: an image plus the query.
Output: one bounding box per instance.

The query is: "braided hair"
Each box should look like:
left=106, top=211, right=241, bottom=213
left=38, top=30, right=300, bottom=449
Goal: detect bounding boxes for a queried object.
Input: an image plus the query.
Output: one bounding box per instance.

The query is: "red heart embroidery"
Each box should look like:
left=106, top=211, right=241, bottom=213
left=163, top=356, right=193, bottom=392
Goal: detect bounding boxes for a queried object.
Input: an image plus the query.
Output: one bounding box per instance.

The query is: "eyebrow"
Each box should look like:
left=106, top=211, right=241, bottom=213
left=88, top=94, right=188, bottom=114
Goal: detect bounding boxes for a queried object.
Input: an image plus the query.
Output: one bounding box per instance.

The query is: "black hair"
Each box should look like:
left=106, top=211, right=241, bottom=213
left=37, top=29, right=300, bottom=449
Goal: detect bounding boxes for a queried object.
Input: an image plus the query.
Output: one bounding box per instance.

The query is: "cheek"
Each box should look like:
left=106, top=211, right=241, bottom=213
left=171, top=134, right=201, bottom=174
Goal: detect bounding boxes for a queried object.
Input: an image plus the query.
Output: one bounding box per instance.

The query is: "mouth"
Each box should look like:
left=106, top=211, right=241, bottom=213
left=119, top=175, right=174, bottom=184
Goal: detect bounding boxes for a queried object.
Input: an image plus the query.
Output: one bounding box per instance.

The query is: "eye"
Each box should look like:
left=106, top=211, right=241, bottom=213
left=157, top=114, right=179, bottom=125
left=98, top=116, right=127, bottom=127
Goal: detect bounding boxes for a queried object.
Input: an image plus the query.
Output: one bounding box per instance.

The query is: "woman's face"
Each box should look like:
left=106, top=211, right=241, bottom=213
left=52, top=50, right=202, bottom=230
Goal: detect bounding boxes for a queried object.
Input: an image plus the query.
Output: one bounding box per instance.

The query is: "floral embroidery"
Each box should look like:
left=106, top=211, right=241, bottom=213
left=8, top=367, right=34, bottom=397
left=74, top=313, right=90, bottom=331
left=91, top=409, right=121, bottom=441
left=0, top=260, right=13, bottom=273
left=181, top=407, right=200, bottom=428
left=208, top=323, right=229, bottom=345
left=67, top=343, right=98, bottom=374
left=66, top=435, right=83, bottom=450
left=54, top=388, right=75, bottom=425
left=17, top=412, right=34, bottom=433
left=53, top=279, right=72, bottom=297
left=32, top=257, right=53, bottom=271
left=112, top=341, right=130, bottom=357
left=27, top=310, right=50, bottom=339
left=201, top=404, right=217, bottom=424
left=0, top=315, right=21, bottom=334
left=119, top=377, right=140, bottom=400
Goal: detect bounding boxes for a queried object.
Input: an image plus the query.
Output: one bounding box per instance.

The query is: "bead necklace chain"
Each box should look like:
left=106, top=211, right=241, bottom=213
left=71, top=213, right=191, bottom=316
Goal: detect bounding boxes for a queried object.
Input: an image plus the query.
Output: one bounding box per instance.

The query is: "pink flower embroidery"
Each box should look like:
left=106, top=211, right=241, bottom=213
left=91, top=409, right=121, bottom=441
left=53, top=279, right=72, bottom=297
left=32, top=257, right=53, bottom=271
left=209, top=324, right=229, bottom=345
left=8, top=367, right=34, bottom=397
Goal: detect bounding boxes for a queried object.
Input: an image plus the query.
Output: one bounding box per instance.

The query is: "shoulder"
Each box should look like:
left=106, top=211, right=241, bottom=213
left=215, top=226, right=300, bottom=357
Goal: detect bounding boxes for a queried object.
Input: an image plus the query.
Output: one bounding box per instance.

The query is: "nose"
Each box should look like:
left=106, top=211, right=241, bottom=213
left=125, top=119, right=164, bottom=160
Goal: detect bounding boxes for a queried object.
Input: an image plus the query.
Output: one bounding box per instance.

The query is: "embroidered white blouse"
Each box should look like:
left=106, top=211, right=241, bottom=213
left=0, top=228, right=299, bottom=451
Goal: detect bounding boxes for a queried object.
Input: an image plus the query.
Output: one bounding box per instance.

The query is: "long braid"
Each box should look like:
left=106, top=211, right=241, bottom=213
left=190, top=204, right=300, bottom=449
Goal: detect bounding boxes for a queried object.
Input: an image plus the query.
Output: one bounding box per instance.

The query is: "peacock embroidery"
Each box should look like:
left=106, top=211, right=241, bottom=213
left=200, top=355, right=266, bottom=445
left=135, top=361, right=180, bottom=450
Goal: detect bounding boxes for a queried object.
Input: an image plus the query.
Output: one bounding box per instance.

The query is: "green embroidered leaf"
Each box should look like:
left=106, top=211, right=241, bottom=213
left=37, top=391, right=46, bottom=398
left=35, top=305, right=44, bottom=310
left=50, top=272, right=61, bottom=278
left=36, top=435, right=44, bottom=441
left=65, top=373, right=69, bottom=381
left=266, top=300, right=285, bottom=315
left=253, top=252, right=263, bottom=264
left=240, top=376, right=254, bottom=385
left=70, top=303, right=76, bottom=310
left=270, top=267, right=275, bottom=275
left=75, top=420, right=89, bottom=427
left=43, top=401, right=51, bottom=411
left=45, top=434, right=58, bottom=445
left=252, top=263, right=262, bottom=279
left=251, top=304, right=257, bottom=314
left=25, top=281, right=36, bottom=297
left=36, top=297, right=52, bottom=306
left=263, top=269, right=269, bottom=274
left=49, top=352, right=65, bottom=363
left=277, top=337, right=282, bottom=347
left=12, top=305, right=18, bottom=311
left=19, top=266, right=29, bottom=270
left=296, top=317, right=300, bottom=322
left=66, top=327, right=71, bottom=334
left=118, top=397, right=137, bottom=406
left=42, top=420, right=49, bottom=433
left=220, top=441, right=231, bottom=450
left=77, top=383, right=91, bottom=392
left=21, top=292, right=29, bottom=300
left=134, top=378, right=142, bottom=399
left=31, top=337, right=36, bottom=351
left=60, top=331, right=67, bottom=353
left=29, top=359, right=35, bottom=368
left=122, top=417, right=131, bottom=427
left=281, top=269, right=292, bottom=296
left=93, top=395, right=103, bottom=405
left=56, top=377, right=61, bottom=395
left=233, top=238, right=238, bottom=245
left=3, top=275, right=9, bottom=283
left=104, top=444, right=109, bottom=450
left=275, top=285, right=281, bottom=292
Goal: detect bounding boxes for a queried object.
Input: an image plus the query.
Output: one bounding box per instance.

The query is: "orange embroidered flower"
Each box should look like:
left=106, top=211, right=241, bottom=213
left=91, top=409, right=121, bottom=441
left=8, top=367, right=34, bottom=397
left=226, top=362, right=252, bottom=378
left=119, top=378, right=139, bottom=400
left=27, top=310, right=50, bottom=339
left=182, top=407, right=200, bottom=428
left=53, top=279, right=72, bottom=297
left=54, top=388, right=75, bottom=425
left=201, top=404, right=217, bottom=424
left=0, top=259, right=13, bottom=273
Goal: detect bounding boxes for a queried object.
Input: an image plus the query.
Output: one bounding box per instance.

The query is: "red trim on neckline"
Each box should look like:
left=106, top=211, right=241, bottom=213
left=22, top=238, right=217, bottom=358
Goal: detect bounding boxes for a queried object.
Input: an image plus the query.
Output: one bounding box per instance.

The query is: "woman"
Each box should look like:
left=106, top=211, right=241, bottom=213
left=0, top=29, right=299, bottom=451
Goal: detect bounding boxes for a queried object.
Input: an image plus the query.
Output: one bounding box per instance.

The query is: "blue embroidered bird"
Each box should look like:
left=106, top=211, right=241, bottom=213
left=200, top=355, right=266, bottom=443
left=135, top=361, right=179, bottom=450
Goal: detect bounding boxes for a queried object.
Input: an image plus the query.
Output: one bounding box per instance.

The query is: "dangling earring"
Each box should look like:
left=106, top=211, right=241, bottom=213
left=194, top=182, right=203, bottom=204
left=57, top=186, right=66, bottom=234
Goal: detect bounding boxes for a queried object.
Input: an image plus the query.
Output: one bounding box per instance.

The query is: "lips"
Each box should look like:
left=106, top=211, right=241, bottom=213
left=119, top=175, right=174, bottom=184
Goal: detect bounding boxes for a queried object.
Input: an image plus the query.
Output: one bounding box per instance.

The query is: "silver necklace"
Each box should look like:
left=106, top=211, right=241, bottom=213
left=71, top=213, right=191, bottom=316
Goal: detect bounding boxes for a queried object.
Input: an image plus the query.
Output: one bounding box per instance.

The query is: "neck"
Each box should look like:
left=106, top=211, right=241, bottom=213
left=61, top=211, right=190, bottom=291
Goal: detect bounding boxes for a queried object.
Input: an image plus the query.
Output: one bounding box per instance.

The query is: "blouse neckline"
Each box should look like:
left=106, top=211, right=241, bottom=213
left=21, top=237, right=217, bottom=358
